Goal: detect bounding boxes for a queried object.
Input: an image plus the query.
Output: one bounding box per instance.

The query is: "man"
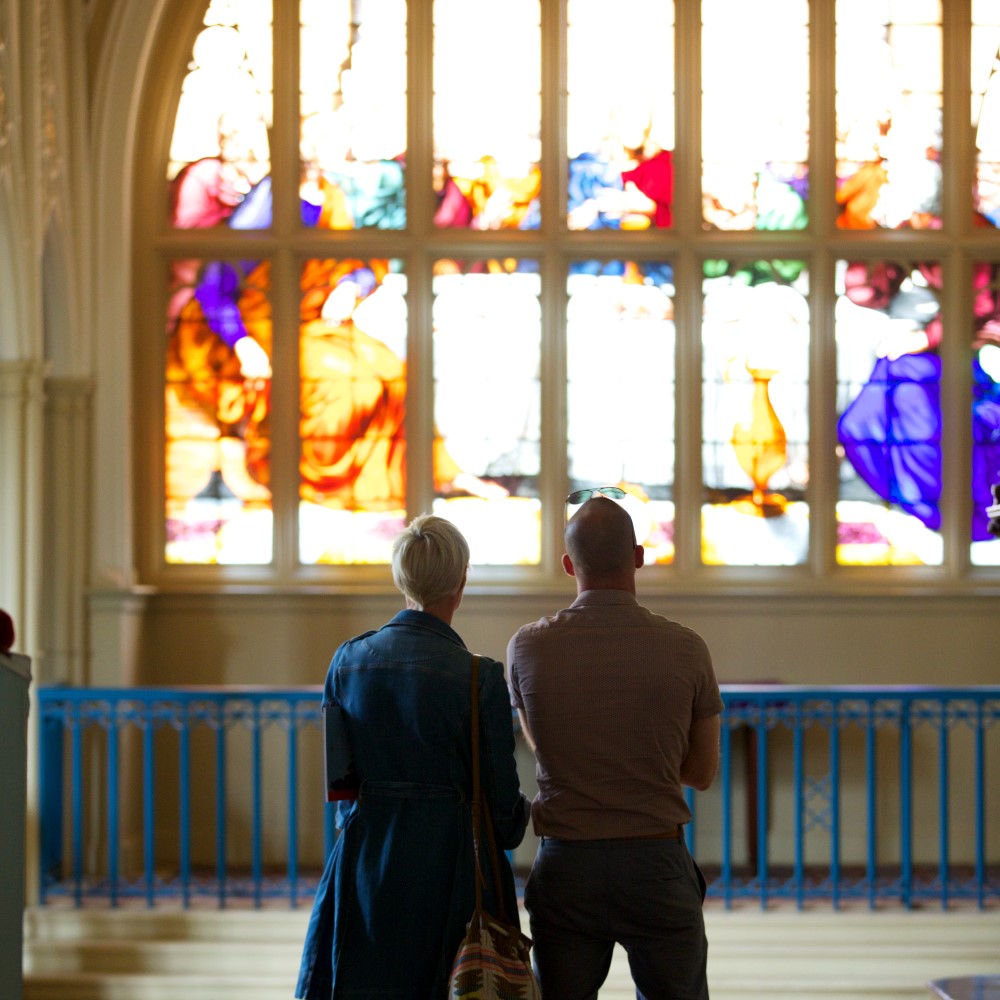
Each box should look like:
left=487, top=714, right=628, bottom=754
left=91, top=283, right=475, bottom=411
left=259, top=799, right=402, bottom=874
left=508, top=488, right=722, bottom=1000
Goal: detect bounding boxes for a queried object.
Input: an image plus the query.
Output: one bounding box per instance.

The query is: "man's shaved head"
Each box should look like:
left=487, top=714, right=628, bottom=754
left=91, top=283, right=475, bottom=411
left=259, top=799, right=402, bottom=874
left=564, top=497, right=637, bottom=583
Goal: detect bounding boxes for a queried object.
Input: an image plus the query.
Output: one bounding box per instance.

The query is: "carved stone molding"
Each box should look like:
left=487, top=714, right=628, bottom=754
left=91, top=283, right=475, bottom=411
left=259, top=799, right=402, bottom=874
left=0, top=0, right=13, bottom=156
left=38, top=0, right=62, bottom=204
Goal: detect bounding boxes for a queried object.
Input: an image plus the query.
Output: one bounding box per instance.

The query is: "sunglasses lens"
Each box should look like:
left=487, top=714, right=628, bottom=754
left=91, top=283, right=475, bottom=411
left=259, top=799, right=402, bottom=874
left=566, top=486, right=627, bottom=504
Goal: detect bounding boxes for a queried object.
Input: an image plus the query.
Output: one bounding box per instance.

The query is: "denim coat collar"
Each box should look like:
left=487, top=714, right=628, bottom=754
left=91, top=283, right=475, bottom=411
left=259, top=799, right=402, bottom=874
left=385, top=608, right=467, bottom=649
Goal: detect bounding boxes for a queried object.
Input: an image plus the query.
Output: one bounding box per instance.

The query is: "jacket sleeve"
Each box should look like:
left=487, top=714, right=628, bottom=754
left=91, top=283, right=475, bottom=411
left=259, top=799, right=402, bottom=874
left=477, top=657, right=530, bottom=850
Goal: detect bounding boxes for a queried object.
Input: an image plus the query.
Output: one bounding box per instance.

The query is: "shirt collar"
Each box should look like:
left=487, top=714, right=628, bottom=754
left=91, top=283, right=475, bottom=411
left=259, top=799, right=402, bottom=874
left=570, top=589, right=639, bottom=608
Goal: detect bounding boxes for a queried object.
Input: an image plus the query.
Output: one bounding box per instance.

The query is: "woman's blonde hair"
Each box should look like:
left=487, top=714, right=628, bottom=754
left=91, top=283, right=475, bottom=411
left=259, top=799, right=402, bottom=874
left=391, top=514, right=470, bottom=608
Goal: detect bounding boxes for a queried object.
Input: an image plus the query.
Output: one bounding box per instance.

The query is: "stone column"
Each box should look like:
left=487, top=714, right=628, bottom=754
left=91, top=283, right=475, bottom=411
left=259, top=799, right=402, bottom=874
left=40, top=376, right=93, bottom=686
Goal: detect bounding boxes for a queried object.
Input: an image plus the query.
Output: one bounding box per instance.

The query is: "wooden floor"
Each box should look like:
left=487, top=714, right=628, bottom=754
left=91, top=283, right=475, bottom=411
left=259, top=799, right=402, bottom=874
left=22, top=902, right=1000, bottom=999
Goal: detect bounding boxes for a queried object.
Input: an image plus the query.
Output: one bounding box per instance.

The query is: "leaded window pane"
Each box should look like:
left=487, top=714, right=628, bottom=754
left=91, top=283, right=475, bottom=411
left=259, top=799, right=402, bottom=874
left=834, top=259, right=943, bottom=566
left=433, top=0, right=541, bottom=230
left=299, top=259, right=408, bottom=565
left=431, top=262, right=541, bottom=565
left=701, top=263, right=810, bottom=566
left=835, top=0, right=942, bottom=230
left=166, top=257, right=273, bottom=564
left=566, top=0, right=675, bottom=231
left=566, top=261, right=676, bottom=564
left=701, top=0, right=809, bottom=231
left=299, top=0, right=407, bottom=231
left=168, top=0, right=272, bottom=230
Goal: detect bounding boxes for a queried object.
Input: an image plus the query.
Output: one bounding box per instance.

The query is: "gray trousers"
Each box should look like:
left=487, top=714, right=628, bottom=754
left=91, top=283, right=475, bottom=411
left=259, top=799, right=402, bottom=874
left=524, top=836, right=709, bottom=1000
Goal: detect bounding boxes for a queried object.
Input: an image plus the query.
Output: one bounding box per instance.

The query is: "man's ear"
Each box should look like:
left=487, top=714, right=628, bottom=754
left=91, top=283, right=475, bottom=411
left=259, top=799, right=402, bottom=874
left=634, top=544, right=644, bottom=569
left=561, top=553, right=575, bottom=577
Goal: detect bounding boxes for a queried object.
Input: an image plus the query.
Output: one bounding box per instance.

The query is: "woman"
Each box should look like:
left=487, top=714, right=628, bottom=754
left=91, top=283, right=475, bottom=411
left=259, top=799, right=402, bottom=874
left=295, top=515, right=530, bottom=999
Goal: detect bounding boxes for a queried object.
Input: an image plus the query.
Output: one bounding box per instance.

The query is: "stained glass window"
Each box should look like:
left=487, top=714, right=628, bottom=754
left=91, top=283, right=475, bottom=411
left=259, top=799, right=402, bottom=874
left=566, top=262, right=676, bottom=563
left=433, top=0, right=541, bottom=230
left=299, top=0, right=407, bottom=231
left=567, top=1, right=675, bottom=231
left=971, top=262, right=1000, bottom=566
left=151, top=0, right=1000, bottom=580
left=168, top=1, right=272, bottom=230
left=701, top=263, right=810, bottom=566
left=835, top=259, right=943, bottom=566
left=973, top=1, right=1000, bottom=225
left=701, top=0, right=809, bottom=231
left=165, top=256, right=273, bottom=564
left=298, top=259, right=408, bottom=565
left=835, top=0, right=942, bottom=230
left=431, top=262, right=541, bottom=563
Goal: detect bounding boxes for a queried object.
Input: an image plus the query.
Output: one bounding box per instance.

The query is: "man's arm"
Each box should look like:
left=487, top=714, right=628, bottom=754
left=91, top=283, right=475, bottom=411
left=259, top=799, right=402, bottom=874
left=517, top=708, right=536, bottom=753
left=680, top=714, right=720, bottom=791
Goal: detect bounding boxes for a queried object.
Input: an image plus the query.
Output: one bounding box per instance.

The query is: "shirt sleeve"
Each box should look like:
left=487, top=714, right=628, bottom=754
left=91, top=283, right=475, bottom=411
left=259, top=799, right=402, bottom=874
left=691, top=632, right=725, bottom=719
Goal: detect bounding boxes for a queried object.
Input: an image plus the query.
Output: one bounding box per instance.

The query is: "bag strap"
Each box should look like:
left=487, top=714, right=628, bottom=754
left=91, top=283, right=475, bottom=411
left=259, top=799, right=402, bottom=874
left=469, top=654, right=509, bottom=923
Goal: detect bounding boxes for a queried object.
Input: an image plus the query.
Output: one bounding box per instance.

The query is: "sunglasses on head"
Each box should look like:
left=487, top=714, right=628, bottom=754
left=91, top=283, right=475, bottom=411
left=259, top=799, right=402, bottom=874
left=565, top=485, right=627, bottom=505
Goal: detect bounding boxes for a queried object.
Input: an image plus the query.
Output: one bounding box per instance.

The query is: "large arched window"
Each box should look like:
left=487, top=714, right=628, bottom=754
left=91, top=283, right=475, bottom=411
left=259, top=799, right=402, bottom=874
left=138, top=0, right=1000, bottom=586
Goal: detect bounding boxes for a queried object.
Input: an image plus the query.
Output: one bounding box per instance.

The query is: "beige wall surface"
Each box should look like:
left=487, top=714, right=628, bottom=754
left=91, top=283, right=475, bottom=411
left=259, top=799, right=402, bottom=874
left=87, top=589, right=999, bottom=689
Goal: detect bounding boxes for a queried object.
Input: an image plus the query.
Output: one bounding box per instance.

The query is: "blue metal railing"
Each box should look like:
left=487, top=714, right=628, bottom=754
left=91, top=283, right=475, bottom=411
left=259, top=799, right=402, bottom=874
left=37, top=685, right=999, bottom=909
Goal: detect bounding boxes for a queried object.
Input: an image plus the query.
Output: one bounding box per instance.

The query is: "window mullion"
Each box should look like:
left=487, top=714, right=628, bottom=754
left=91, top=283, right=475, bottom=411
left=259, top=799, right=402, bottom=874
left=673, top=0, right=703, bottom=573
left=405, top=0, right=435, bottom=518
left=539, top=0, right=566, bottom=571
left=271, top=0, right=302, bottom=579
left=808, top=0, right=838, bottom=576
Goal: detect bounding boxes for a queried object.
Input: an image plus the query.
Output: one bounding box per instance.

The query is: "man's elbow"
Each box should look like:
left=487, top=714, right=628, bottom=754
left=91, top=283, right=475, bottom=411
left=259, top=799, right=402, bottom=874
left=680, top=758, right=719, bottom=792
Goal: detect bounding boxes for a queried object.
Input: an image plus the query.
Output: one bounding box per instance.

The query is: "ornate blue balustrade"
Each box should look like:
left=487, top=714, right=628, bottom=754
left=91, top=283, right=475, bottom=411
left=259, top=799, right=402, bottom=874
left=37, top=685, right=999, bottom=909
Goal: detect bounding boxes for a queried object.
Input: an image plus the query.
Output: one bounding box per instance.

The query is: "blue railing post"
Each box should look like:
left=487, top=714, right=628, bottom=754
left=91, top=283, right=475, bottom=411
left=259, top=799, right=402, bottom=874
left=107, top=702, right=120, bottom=907
left=71, top=704, right=83, bottom=906
left=937, top=698, right=950, bottom=910
left=215, top=700, right=228, bottom=907
left=792, top=701, right=804, bottom=910
left=38, top=696, right=65, bottom=900
left=830, top=702, right=841, bottom=910
left=179, top=707, right=192, bottom=908
left=899, top=698, right=913, bottom=909
left=288, top=706, right=300, bottom=908
left=756, top=705, right=768, bottom=910
left=720, top=717, right=733, bottom=909
left=252, top=700, right=263, bottom=908
left=974, top=700, right=986, bottom=910
left=864, top=700, right=878, bottom=909
left=143, top=707, right=156, bottom=908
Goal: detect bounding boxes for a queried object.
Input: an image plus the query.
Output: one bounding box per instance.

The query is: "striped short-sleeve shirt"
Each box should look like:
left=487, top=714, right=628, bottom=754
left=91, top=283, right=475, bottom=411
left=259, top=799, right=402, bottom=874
left=508, top=588, right=722, bottom=839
